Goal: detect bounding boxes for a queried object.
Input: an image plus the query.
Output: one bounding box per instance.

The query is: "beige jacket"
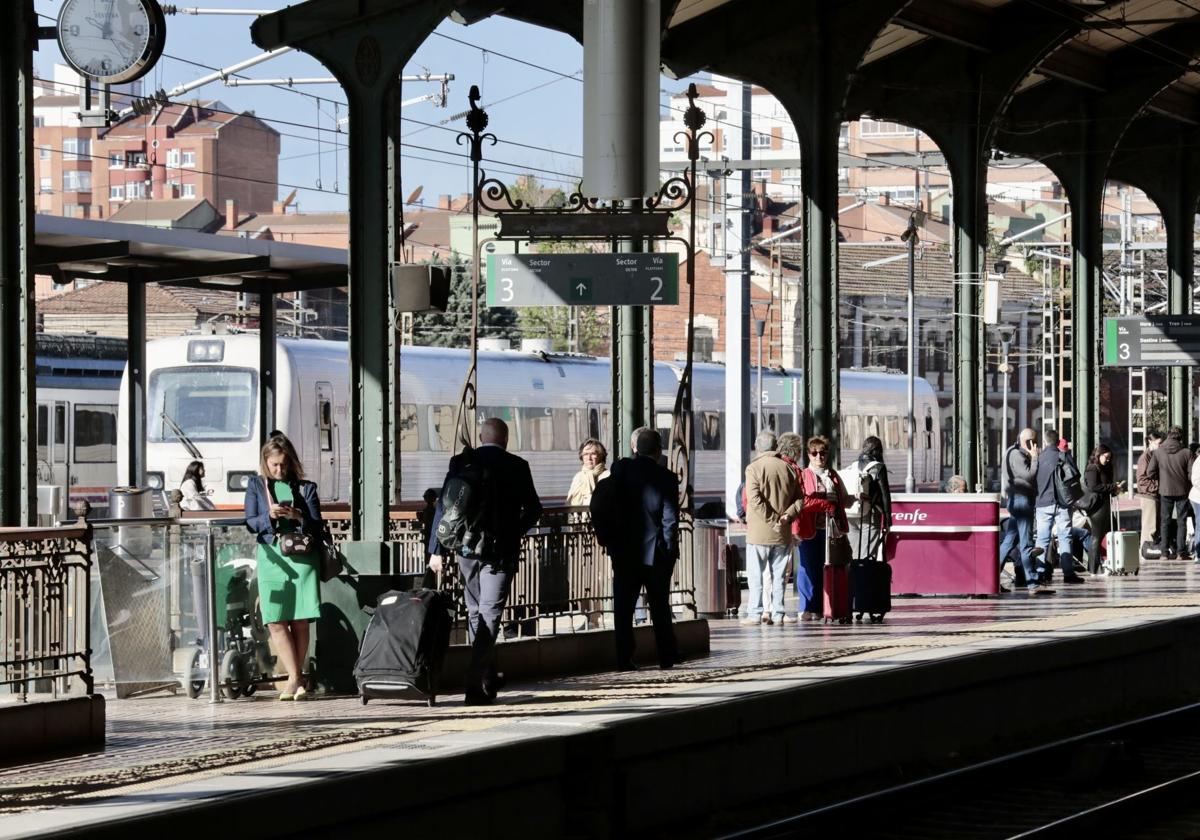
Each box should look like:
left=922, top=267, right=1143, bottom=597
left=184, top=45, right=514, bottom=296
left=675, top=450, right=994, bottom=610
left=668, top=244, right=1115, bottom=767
left=744, top=451, right=803, bottom=546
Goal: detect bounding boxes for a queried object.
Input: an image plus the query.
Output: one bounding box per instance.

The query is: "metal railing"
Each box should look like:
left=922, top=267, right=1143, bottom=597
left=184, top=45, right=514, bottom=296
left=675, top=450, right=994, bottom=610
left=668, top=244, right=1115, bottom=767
left=0, top=522, right=94, bottom=699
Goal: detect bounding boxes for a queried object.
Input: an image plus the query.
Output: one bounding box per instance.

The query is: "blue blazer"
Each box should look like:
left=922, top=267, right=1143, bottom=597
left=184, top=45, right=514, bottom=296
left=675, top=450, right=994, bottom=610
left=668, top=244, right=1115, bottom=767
left=605, top=455, right=679, bottom=568
left=244, top=477, right=324, bottom=546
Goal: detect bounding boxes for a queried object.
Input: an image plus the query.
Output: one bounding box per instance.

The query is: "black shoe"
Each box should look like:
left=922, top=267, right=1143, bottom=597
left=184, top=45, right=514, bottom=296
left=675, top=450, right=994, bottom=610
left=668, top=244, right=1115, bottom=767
left=617, top=661, right=639, bottom=672
left=1062, top=575, right=1086, bottom=584
left=1030, top=547, right=1044, bottom=558
left=999, top=585, right=1011, bottom=593
left=464, top=691, right=495, bottom=706
left=486, top=672, right=507, bottom=696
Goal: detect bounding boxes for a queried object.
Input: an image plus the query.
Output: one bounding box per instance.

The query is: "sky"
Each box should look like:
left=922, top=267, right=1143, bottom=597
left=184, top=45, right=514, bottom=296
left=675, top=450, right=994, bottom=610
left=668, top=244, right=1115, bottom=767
left=32, top=2, right=705, bottom=215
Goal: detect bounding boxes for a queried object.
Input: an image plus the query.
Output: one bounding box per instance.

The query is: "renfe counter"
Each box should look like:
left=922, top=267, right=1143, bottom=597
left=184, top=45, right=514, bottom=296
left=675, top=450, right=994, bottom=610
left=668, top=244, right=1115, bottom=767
left=882, top=492, right=1000, bottom=596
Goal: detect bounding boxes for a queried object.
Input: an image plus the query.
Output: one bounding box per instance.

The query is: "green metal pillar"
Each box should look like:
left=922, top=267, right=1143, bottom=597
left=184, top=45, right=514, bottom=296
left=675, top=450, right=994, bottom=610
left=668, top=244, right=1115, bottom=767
left=259, top=289, right=276, bottom=443
left=947, top=126, right=985, bottom=490
left=614, top=304, right=648, bottom=457
left=126, top=282, right=146, bottom=486
left=1165, top=190, right=1194, bottom=437
left=253, top=3, right=453, bottom=551
left=0, top=0, right=36, bottom=524
left=1069, top=174, right=1103, bottom=460
left=800, top=121, right=840, bottom=459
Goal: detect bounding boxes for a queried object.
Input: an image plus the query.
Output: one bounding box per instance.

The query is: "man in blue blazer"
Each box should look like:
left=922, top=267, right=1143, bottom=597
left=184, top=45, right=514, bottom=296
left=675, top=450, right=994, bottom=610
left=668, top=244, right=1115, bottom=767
left=429, top=417, right=542, bottom=704
left=596, top=426, right=680, bottom=671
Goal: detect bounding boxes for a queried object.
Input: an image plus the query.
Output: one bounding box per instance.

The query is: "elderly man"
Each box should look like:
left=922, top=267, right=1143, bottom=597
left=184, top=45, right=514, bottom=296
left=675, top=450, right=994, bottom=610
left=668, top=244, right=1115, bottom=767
left=741, top=430, right=803, bottom=626
left=1000, top=428, right=1044, bottom=590
left=428, top=417, right=542, bottom=704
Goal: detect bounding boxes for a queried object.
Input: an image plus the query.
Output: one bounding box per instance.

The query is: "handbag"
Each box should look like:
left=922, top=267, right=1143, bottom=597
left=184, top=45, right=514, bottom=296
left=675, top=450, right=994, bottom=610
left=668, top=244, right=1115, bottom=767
left=827, top=516, right=852, bottom=568
left=318, top=532, right=344, bottom=582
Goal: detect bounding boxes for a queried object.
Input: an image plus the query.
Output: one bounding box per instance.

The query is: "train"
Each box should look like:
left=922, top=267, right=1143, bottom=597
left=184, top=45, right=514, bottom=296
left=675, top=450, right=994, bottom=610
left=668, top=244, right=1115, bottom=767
left=35, top=333, right=125, bottom=519
left=116, top=334, right=943, bottom=508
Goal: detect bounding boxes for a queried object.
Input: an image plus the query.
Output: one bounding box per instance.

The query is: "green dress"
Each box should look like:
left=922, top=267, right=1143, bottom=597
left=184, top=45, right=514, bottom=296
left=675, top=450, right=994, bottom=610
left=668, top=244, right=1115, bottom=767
left=256, top=480, right=321, bottom=624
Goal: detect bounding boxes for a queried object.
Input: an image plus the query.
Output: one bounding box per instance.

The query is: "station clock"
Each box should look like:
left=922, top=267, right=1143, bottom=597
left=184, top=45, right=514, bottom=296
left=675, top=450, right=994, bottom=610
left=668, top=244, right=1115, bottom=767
left=56, top=0, right=167, bottom=85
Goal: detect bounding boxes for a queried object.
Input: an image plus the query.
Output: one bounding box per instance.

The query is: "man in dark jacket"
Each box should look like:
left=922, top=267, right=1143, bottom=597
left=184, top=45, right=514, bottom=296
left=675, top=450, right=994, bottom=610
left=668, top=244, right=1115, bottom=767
left=601, top=426, right=681, bottom=671
left=1148, top=425, right=1194, bottom=559
left=429, top=417, right=543, bottom=704
left=1034, top=428, right=1085, bottom=586
left=1000, top=427, right=1043, bottom=590
left=1136, top=431, right=1163, bottom=549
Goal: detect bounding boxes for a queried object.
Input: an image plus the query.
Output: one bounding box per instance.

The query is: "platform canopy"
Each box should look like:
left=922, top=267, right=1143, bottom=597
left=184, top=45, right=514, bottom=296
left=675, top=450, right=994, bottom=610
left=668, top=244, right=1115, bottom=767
left=33, top=215, right=348, bottom=293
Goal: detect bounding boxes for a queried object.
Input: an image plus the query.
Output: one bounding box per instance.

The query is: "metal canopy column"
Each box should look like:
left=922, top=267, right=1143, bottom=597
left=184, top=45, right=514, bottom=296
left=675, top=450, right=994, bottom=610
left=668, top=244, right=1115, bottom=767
left=259, top=289, right=276, bottom=442
left=946, top=122, right=985, bottom=490
left=0, top=0, right=36, bottom=524
left=252, top=1, right=454, bottom=551
left=1066, top=171, right=1103, bottom=460
left=126, top=283, right=147, bottom=486
left=1164, top=191, right=1194, bottom=434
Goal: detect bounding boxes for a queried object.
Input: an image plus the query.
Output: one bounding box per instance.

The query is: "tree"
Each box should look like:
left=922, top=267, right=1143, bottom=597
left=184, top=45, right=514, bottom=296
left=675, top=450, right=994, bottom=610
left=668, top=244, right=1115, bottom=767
left=410, top=253, right=520, bottom=348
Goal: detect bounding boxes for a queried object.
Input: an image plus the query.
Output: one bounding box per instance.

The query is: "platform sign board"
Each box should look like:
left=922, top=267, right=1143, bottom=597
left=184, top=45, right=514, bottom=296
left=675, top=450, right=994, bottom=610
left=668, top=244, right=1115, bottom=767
left=485, top=253, right=679, bottom=307
left=1104, top=316, right=1200, bottom=366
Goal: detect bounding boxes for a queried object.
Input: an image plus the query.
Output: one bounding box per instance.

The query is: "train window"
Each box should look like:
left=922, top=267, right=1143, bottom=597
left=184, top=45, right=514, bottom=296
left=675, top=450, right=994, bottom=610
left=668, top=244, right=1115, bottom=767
left=563, top=407, right=583, bottom=452
left=842, top=415, right=863, bottom=450
left=148, top=367, right=256, bottom=442
left=775, top=414, right=794, bottom=434
left=428, top=405, right=455, bottom=452
left=700, top=411, right=722, bottom=451
left=36, top=404, right=48, bottom=463
left=519, top=407, right=554, bottom=452
left=865, top=415, right=881, bottom=440
left=588, top=408, right=600, bottom=440
left=885, top=415, right=903, bottom=449
left=318, top=402, right=333, bottom=451
left=74, top=405, right=117, bottom=463
left=54, top=404, right=66, bottom=446
left=399, top=404, right=418, bottom=452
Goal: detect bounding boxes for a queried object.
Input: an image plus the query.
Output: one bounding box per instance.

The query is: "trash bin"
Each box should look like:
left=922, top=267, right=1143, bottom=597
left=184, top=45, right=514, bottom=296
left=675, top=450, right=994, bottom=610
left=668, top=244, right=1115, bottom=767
left=108, top=486, right=154, bottom=557
left=692, top=520, right=727, bottom=617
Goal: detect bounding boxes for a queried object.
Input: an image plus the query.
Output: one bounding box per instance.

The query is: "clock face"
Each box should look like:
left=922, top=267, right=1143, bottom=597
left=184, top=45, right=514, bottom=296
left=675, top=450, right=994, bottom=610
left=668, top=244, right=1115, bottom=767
left=57, top=0, right=166, bottom=85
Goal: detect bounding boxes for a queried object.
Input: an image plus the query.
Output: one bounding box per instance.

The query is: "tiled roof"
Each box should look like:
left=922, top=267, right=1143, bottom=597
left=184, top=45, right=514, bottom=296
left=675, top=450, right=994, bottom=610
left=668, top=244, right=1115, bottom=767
left=102, top=100, right=277, bottom=138
left=108, top=198, right=213, bottom=224
left=37, top=280, right=252, bottom=317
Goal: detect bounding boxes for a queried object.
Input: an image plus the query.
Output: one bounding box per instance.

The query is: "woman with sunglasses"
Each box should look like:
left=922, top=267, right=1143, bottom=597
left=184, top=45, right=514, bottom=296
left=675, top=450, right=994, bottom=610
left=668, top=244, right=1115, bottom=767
left=792, top=436, right=851, bottom=620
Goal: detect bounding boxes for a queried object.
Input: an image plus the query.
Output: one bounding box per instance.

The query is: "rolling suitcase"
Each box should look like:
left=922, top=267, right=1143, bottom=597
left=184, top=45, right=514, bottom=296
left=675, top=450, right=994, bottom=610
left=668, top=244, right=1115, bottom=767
left=1104, top=508, right=1140, bottom=576
left=849, top=514, right=891, bottom=623
left=823, top=564, right=852, bottom=624
left=355, top=587, right=454, bottom=707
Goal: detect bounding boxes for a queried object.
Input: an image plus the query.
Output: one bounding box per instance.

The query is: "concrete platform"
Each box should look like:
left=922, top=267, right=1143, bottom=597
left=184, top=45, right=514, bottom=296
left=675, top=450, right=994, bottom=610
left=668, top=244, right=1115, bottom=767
left=5, top=559, right=1200, bottom=839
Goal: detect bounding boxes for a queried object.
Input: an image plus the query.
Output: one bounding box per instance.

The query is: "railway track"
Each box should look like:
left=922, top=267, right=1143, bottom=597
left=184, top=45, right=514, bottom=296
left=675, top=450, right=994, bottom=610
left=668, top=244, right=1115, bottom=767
left=719, top=702, right=1200, bottom=840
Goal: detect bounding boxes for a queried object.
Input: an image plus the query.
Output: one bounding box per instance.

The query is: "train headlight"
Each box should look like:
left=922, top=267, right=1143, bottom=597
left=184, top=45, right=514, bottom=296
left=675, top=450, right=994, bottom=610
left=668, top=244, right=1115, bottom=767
left=145, top=472, right=165, bottom=490
left=227, top=471, right=255, bottom=492
left=187, top=339, right=225, bottom=363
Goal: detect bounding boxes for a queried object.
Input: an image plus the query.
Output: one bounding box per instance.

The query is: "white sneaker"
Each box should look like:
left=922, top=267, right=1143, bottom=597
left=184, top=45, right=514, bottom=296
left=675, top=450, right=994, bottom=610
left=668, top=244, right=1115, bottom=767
left=780, top=614, right=799, bottom=625
left=739, top=616, right=761, bottom=626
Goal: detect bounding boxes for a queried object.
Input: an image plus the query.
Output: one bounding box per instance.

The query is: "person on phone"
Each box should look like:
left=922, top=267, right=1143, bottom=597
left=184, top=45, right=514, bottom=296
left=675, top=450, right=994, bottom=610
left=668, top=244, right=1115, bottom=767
left=244, top=434, right=324, bottom=701
left=179, top=460, right=215, bottom=511
left=1082, top=444, right=1121, bottom=574
left=1001, top=428, right=1045, bottom=591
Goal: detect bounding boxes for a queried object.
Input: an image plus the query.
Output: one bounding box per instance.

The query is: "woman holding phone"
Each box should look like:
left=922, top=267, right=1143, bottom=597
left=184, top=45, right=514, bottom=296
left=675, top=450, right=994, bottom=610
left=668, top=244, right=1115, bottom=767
left=244, top=434, right=324, bottom=700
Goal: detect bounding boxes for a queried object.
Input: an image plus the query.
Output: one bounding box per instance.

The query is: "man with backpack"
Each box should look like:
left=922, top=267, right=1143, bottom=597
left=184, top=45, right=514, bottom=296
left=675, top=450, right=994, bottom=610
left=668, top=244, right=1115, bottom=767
left=1034, top=428, right=1086, bottom=586
left=428, top=417, right=542, bottom=704
left=1147, top=425, right=1194, bottom=560
left=1000, top=428, right=1043, bottom=590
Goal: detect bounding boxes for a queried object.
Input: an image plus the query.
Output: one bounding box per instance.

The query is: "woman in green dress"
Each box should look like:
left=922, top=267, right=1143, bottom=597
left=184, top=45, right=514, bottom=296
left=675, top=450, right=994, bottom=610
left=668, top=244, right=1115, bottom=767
left=244, top=435, right=324, bottom=700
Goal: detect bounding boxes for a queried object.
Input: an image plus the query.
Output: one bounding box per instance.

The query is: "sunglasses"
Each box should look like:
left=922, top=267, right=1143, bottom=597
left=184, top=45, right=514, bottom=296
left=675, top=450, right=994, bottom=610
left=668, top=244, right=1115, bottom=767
left=809, top=449, right=828, bottom=457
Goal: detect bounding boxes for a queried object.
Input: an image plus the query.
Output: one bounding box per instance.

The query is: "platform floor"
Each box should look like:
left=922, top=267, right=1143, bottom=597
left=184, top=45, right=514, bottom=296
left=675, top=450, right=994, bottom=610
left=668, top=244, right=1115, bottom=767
left=4, top=558, right=1200, bottom=836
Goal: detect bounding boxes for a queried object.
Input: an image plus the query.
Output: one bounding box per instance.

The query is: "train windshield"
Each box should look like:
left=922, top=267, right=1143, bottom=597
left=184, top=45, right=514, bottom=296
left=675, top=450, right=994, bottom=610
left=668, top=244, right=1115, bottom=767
left=148, top=366, right=257, bottom=442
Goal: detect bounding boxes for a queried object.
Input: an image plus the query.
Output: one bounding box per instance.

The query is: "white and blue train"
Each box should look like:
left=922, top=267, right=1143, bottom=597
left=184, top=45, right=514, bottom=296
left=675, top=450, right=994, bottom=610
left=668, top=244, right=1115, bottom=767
left=117, top=335, right=943, bottom=508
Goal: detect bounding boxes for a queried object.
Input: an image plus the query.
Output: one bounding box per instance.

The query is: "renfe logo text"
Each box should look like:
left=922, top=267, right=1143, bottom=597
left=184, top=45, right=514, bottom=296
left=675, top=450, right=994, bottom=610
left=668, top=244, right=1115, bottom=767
left=892, top=509, right=929, bottom=523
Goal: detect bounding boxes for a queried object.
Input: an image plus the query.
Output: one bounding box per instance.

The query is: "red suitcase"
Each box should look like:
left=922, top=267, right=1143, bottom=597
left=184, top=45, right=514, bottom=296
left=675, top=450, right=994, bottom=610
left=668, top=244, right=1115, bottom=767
left=823, top=564, right=851, bottom=624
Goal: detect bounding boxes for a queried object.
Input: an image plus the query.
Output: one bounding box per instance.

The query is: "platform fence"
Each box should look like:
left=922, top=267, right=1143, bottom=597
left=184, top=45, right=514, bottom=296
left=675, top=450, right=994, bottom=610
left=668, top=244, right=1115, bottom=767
left=0, top=523, right=94, bottom=699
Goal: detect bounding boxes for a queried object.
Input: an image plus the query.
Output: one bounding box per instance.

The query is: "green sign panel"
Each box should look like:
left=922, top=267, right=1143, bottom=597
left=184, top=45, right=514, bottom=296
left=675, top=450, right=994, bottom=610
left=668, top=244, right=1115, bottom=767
left=1104, top=316, right=1200, bottom=366
left=485, top=253, right=679, bottom=307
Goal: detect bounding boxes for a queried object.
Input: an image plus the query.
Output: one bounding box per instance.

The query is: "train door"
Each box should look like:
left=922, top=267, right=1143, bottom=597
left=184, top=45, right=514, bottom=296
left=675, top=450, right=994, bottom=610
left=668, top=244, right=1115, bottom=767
left=315, top=382, right=336, bottom=498
left=587, top=404, right=610, bottom=445
left=37, top=401, right=71, bottom=510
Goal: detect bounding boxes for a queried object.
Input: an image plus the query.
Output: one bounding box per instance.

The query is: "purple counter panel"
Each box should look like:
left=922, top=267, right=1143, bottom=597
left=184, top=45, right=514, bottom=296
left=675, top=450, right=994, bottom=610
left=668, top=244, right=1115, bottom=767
left=884, top=493, right=1001, bottom=596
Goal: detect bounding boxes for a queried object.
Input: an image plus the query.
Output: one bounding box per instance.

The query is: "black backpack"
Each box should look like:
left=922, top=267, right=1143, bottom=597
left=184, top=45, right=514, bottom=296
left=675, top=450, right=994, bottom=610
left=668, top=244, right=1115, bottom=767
left=1055, top=453, right=1085, bottom=506
left=434, top=449, right=495, bottom=555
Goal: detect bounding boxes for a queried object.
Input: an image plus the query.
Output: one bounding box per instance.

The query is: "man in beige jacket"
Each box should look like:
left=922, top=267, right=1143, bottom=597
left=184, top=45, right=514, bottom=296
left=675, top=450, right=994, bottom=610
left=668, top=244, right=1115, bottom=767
left=742, top=431, right=804, bottom=626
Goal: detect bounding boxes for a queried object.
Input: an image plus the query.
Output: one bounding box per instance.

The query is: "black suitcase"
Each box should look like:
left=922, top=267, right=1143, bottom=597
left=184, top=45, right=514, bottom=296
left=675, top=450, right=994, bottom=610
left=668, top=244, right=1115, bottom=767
left=849, top=560, right=892, bottom=623
left=354, top=588, right=454, bottom=707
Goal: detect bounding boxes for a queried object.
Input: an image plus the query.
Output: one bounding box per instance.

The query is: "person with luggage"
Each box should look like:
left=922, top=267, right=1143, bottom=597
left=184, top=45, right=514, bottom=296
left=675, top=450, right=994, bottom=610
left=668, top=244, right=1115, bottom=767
left=428, top=417, right=543, bottom=704
left=243, top=434, right=325, bottom=700
left=793, top=436, right=851, bottom=621
left=1034, top=428, right=1085, bottom=587
left=592, top=427, right=681, bottom=670
left=1081, top=444, right=1123, bottom=574
left=1136, top=431, right=1164, bottom=555
left=741, top=431, right=803, bottom=627
left=567, top=438, right=609, bottom=506
left=999, top=428, right=1044, bottom=591
left=1147, top=425, right=1194, bottom=560
left=844, top=436, right=892, bottom=622
left=1188, top=449, right=1200, bottom=561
